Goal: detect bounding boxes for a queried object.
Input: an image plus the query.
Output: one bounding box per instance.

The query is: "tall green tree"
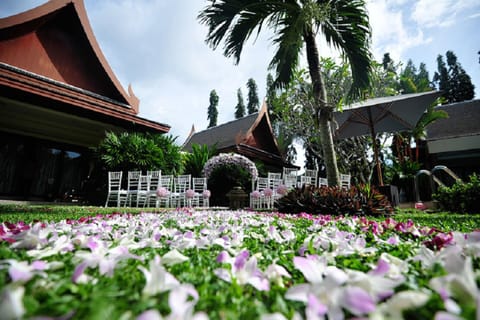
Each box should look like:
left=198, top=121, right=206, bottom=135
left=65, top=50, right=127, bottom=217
left=207, top=89, right=219, bottom=128
left=433, top=51, right=475, bottom=103
left=246, top=78, right=259, bottom=114
left=198, top=0, right=372, bottom=186
left=234, top=88, right=246, bottom=118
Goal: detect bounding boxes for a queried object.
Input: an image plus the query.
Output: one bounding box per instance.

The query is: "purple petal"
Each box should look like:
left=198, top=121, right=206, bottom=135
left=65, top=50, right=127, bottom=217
left=306, top=293, right=328, bottom=318
left=216, top=251, right=229, bottom=263
left=370, top=258, right=390, bottom=276
left=72, top=262, right=88, bottom=283
left=9, top=267, right=32, bottom=282
left=342, top=286, right=376, bottom=315
left=234, top=250, right=250, bottom=270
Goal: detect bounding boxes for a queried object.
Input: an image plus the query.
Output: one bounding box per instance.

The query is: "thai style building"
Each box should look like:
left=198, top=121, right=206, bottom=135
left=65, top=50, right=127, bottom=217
left=0, top=0, right=170, bottom=202
left=183, top=101, right=289, bottom=173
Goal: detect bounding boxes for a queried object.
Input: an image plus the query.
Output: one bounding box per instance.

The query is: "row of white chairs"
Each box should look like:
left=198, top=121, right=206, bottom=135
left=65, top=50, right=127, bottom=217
left=249, top=170, right=351, bottom=210
left=105, top=171, right=210, bottom=208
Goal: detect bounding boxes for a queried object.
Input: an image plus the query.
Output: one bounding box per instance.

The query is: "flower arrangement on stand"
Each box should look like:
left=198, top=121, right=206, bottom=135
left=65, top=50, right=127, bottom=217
left=202, top=153, right=258, bottom=181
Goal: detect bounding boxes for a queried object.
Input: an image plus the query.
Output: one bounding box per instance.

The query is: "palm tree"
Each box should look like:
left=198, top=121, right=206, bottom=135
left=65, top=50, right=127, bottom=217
left=198, top=0, right=372, bottom=186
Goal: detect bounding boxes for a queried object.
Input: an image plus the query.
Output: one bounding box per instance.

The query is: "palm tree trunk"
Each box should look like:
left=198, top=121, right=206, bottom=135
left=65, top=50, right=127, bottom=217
left=303, top=29, right=340, bottom=186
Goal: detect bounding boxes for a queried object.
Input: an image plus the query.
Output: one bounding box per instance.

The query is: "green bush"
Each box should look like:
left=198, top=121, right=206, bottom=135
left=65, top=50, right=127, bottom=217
left=433, top=173, right=480, bottom=214
left=93, top=131, right=183, bottom=175
left=276, top=184, right=393, bottom=216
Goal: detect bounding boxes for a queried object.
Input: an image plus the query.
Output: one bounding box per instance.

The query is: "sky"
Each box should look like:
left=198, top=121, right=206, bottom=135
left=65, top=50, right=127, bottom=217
left=1, top=0, right=480, bottom=149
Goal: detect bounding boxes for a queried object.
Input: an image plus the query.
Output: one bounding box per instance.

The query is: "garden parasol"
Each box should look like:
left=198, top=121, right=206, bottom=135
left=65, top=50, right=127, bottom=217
left=333, top=91, right=442, bottom=186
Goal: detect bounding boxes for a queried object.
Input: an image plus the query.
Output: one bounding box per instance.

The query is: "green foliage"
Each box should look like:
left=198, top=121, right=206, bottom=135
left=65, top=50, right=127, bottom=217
left=276, top=184, right=393, bottom=216
left=208, top=90, right=219, bottom=128
left=433, top=173, right=480, bottom=214
left=246, top=78, right=259, bottom=114
left=433, top=50, right=475, bottom=104
left=234, top=88, right=246, bottom=119
left=93, top=131, right=182, bottom=175
left=183, top=144, right=216, bottom=177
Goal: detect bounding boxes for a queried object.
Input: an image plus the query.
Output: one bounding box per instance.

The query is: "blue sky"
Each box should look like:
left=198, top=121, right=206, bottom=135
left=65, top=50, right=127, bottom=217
left=1, top=0, right=479, bottom=148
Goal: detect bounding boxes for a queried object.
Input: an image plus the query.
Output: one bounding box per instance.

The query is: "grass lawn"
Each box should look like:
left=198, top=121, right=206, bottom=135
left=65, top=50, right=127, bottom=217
left=0, top=204, right=478, bottom=319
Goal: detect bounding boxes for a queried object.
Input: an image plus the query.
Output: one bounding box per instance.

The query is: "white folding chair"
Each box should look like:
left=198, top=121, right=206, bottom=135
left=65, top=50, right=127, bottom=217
left=125, top=171, right=141, bottom=207
left=105, top=171, right=127, bottom=207
left=190, top=177, right=208, bottom=207
left=304, top=169, right=318, bottom=187
left=170, top=174, right=191, bottom=207
left=250, top=177, right=273, bottom=209
left=144, top=170, right=161, bottom=207
left=283, top=175, right=297, bottom=189
left=340, top=173, right=351, bottom=189
left=282, top=167, right=298, bottom=179
left=300, top=175, right=314, bottom=187
left=155, top=175, right=173, bottom=208
left=135, top=175, right=150, bottom=207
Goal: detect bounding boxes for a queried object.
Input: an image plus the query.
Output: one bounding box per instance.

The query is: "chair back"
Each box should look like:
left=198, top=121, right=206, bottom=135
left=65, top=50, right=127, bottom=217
left=108, top=171, right=123, bottom=191
left=255, top=177, right=269, bottom=191
left=127, top=171, right=141, bottom=192
left=282, top=167, right=298, bottom=179
left=340, top=173, right=351, bottom=189
left=147, top=170, right=162, bottom=191
left=300, top=175, right=314, bottom=186
left=174, top=174, right=191, bottom=193
left=304, top=169, right=318, bottom=186
left=138, top=175, right=150, bottom=192
left=159, top=175, right=173, bottom=191
left=192, top=177, right=207, bottom=192
left=318, top=177, right=328, bottom=187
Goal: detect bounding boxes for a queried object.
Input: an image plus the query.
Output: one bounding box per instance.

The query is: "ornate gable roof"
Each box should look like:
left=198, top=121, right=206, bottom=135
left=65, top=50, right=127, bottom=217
left=0, top=0, right=137, bottom=109
left=0, top=0, right=170, bottom=137
left=183, top=101, right=285, bottom=167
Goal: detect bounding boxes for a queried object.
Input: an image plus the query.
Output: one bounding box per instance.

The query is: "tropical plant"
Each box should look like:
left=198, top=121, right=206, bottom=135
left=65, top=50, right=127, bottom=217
left=183, top=144, right=216, bottom=177
left=276, top=184, right=393, bottom=216
left=198, top=0, right=373, bottom=186
left=93, top=131, right=183, bottom=175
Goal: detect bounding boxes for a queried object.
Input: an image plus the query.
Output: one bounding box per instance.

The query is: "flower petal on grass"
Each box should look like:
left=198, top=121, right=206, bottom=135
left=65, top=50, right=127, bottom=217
left=139, top=256, right=180, bottom=296
left=162, top=249, right=189, bottom=266
left=293, top=255, right=325, bottom=284
left=342, top=286, right=376, bottom=315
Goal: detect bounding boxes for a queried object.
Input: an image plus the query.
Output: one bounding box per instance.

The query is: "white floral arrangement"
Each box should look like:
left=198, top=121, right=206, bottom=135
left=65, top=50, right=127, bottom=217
left=202, top=153, right=258, bottom=181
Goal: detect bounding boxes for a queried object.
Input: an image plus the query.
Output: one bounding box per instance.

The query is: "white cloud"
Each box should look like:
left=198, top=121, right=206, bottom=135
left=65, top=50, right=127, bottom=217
left=412, top=0, right=480, bottom=28
left=367, top=0, right=432, bottom=62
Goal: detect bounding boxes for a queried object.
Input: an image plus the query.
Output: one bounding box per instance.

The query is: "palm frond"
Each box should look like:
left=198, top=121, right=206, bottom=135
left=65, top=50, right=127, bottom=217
left=319, top=0, right=372, bottom=99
